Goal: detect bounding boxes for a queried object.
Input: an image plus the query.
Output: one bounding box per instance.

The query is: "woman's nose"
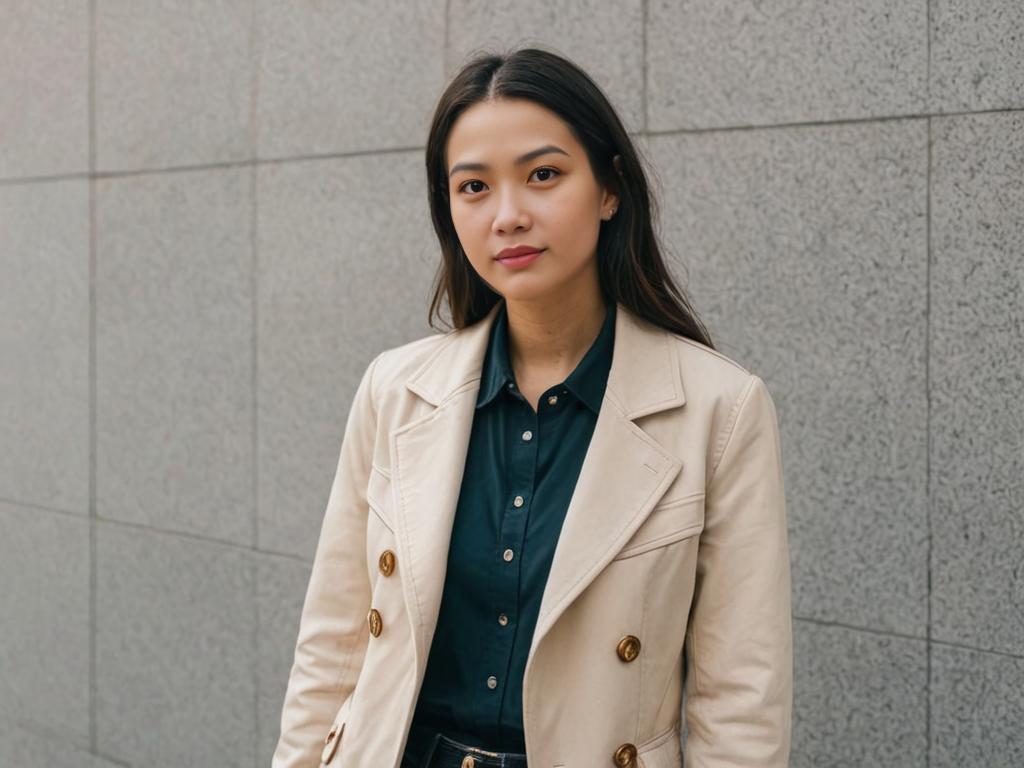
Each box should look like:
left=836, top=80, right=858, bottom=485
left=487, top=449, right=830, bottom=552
left=492, top=193, right=529, bottom=232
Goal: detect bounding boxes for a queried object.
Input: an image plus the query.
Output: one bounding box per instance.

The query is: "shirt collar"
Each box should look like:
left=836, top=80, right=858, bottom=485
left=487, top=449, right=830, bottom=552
left=476, top=298, right=616, bottom=414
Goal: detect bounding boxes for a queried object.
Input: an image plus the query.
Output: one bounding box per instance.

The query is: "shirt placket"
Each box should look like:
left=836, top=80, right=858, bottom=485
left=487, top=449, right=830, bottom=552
left=486, top=380, right=539, bottom=743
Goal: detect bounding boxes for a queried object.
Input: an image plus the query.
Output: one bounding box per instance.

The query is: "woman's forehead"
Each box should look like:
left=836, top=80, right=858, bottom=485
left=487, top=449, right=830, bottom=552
left=447, top=101, right=578, bottom=170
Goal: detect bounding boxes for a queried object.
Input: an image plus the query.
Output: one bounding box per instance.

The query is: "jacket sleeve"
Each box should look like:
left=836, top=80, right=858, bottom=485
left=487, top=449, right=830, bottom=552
left=683, top=373, right=793, bottom=767
left=271, top=351, right=383, bottom=767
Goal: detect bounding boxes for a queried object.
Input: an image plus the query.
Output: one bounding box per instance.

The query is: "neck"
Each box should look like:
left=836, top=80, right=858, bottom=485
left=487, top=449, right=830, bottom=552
left=503, top=289, right=608, bottom=380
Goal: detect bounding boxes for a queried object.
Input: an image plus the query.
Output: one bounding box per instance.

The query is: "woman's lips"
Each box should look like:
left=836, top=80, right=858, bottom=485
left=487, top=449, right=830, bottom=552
left=495, top=248, right=544, bottom=268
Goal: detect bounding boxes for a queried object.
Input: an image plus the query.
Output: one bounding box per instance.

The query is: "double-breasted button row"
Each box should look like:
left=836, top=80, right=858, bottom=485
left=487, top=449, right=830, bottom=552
left=367, top=607, right=383, bottom=637
left=379, top=548, right=395, bottom=577
left=367, top=549, right=397, bottom=638
left=617, top=634, right=641, bottom=662
left=613, top=742, right=638, bottom=766
left=610, top=635, right=641, bottom=764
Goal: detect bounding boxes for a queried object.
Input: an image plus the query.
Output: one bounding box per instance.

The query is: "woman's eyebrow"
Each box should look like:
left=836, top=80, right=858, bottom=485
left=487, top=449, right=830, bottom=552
left=448, top=145, right=570, bottom=178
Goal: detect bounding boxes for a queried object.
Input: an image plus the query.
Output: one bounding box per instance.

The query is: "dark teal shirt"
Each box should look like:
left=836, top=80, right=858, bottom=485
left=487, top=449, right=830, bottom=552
left=402, top=298, right=616, bottom=764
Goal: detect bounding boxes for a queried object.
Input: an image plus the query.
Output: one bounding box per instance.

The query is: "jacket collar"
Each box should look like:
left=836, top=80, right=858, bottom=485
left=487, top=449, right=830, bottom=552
left=474, top=297, right=617, bottom=414
left=406, top=298, right=686, bottom=418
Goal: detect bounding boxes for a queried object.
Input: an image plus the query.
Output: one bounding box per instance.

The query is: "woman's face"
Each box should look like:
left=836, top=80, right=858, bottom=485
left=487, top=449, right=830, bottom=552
left=445, top=98, right=618, bottom=304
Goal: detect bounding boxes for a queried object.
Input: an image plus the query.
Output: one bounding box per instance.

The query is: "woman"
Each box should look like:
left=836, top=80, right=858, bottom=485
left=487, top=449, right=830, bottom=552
left=273, top=47, right=792, bottom=768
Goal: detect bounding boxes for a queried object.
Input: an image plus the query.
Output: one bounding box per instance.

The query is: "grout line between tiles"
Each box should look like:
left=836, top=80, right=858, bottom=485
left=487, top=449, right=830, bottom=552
left=793, top=615, right=929, bottom=644
left=3, top=108, right=1023, bottom=188
left=925, top=112, right=934, bottom=768
left=443, top=0, right=451, bottom=76
left=642, top=0, right=649, bottom=133
left=642, top=106, right=1021, bottom=136
left=0, top=495, right=91, bottom=518
left=0, top=499, right=310, bottom=564
left=251, top=168, right=263, bottom=763
left=926, top=0, right=932, bottom=110
left=793, top=615, right=1024, bottom=661
left=249, top=5, right=263, bottom=760
left=928, top=636, right=1024, bottom=662
left=87, top=0, right=98, bottom=757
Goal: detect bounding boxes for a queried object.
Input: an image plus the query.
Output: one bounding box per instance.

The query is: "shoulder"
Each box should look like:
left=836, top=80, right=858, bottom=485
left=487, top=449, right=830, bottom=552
left=669, top=332, right=762, bottom=400
left=662, top=332, right=778, bottom=448
left=365, top=328, right=453, bottom=399
left=665, top=333, right=782, bottom=474
left=616, top=302, right=764, bottom=410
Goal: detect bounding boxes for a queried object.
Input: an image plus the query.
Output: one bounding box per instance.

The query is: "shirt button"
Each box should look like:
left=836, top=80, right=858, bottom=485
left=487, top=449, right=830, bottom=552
left=503, top=548, right=514, bottom=562
left=522, top=430, right=533, bottom=441
left=547, top=394, right=558, bottom=405
left=487, top=675, right=498, bottom=689
left=498, top=613, right=509, bottom=626
left=513, top=495, right=524, bottom=507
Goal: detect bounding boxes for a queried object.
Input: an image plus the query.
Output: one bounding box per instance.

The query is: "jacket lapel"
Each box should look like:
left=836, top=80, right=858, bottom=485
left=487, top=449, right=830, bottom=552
left=388, top=300, right=687, bottom=674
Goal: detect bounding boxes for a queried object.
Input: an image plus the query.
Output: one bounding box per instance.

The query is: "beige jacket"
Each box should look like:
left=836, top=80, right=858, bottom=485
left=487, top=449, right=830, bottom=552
left=272, top=300, right=792, bottom=768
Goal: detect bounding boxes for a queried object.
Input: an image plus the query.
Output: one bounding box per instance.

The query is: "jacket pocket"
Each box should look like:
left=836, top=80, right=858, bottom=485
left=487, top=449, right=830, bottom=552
left=612, top=494, right=705, bottom=561
left=637, top=721, right=683, bottom=768
left=319, top=693, right=354, bottom=766
left=365, top=464, right=395, bottom=532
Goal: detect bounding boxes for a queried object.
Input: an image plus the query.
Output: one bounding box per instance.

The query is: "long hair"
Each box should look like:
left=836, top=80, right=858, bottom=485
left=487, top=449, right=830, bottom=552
left=424, top=46, right=715, bottom=349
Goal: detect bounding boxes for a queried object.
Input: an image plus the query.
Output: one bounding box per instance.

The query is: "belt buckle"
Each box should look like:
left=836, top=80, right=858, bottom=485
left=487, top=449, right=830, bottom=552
left=465, top=745, right=502, bottom=757
left=458, top=741, right=502, bottom=768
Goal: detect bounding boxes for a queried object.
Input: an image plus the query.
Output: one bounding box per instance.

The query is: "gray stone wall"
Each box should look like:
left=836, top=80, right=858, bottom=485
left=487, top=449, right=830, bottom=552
left=1, top=1, right=1020, bottom=766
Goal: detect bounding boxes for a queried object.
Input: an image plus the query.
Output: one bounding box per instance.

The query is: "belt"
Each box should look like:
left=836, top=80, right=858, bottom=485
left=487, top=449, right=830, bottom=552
left=418, top=732, right=528, bottom=768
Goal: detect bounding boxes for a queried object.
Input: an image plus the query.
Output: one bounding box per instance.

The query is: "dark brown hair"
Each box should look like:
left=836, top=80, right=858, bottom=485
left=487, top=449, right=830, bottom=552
left=424, top=46, right=715, bottom=350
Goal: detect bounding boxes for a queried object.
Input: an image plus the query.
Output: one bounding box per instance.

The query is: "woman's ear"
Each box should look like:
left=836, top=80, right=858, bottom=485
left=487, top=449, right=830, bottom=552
left=603, top=154, right=624, bottom=216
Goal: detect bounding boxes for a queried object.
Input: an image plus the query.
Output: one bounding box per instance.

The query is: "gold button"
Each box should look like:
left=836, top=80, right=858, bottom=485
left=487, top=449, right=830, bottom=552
left=617, top=634, right=641, bottom=662
left=322, top=722, right=342, bottom=764
left=503, top=548, right=514, bottom=562
left=367, top=607, right=382, bottom=637
left=461, top=757, right=476, bottom=768
left=547, top=394, right=558, bottom=405
left=498, top=613, right=509, bottom=626
left=378, top=549, right=395, bottom=576
left=513, top=495, right=524, bottom=507
left=613, top=742, right=637, bottom=766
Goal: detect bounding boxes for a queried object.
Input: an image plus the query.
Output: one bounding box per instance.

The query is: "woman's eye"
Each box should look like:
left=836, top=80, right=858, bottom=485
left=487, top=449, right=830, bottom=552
left=457, top=167, right=561, bottom=195
left=531, top=166, right=560, bottom=182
